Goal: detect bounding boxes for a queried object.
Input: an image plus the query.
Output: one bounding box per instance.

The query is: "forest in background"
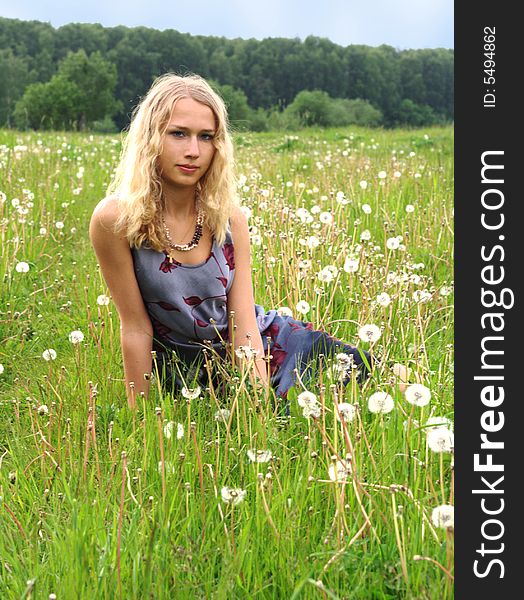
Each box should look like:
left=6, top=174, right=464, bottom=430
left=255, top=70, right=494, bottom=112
left=0, top=17, right=454, bottom=131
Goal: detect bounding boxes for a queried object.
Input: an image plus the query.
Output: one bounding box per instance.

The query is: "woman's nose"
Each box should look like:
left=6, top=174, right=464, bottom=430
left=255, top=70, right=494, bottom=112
left=185, top=135, right=200, bottom=157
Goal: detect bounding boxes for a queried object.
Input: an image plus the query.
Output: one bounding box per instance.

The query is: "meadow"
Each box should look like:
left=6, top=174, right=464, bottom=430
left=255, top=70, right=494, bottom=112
left=0, top=125, right=454, bottom=599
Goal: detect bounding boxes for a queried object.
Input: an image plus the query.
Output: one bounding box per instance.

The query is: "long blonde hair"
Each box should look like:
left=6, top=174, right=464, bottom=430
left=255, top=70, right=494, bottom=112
left=108, top=73, right=238, bottom=250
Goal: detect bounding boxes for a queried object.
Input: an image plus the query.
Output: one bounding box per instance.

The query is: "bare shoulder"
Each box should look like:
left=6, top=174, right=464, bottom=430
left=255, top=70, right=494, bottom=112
left=229, top=205, right=249, bottom=237
left=90, top=195, right=122, bottom=234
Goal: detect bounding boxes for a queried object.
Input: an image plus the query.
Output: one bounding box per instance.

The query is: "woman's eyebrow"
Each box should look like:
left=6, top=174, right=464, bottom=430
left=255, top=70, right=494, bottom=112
left=168, top=124, right=216, bottom=133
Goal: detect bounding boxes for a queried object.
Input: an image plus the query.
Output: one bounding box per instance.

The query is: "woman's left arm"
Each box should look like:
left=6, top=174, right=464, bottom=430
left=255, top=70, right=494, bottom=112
left=226, top=206, right=269, bottom=385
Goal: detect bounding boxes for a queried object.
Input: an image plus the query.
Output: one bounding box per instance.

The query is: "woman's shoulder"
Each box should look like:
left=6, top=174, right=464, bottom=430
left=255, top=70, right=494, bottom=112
left=89, top=195, right=128, bottom=246
left=228, top=204, right=249, bottom=237
left=91, top=195, right=121, bottom=228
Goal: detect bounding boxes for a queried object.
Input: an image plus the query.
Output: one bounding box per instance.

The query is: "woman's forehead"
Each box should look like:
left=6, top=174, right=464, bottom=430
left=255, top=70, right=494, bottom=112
left=167, top=98, right=216, bottom=129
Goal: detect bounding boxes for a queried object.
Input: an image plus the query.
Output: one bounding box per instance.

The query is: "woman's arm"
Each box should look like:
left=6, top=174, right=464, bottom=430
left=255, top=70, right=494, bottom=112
left=89, top=197, right=153, bottom=408
left=227, top=206, right=269, bottom=386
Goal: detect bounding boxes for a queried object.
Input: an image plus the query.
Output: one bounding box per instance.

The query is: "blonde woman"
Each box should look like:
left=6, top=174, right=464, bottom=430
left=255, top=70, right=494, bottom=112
left=90, top=73, right=369, bottom=409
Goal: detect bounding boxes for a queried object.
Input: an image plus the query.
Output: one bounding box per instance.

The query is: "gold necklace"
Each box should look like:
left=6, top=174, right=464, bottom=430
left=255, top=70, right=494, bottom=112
left=162, top=196, right=204, bottom=262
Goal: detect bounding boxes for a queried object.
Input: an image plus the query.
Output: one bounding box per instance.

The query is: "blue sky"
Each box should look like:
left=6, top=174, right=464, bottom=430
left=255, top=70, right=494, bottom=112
left=0, top=0, right=453, bottom=49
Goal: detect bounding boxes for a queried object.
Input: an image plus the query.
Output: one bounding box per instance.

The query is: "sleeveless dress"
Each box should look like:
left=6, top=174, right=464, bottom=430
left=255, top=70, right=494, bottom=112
left=131, top=220, right=369, bottom=402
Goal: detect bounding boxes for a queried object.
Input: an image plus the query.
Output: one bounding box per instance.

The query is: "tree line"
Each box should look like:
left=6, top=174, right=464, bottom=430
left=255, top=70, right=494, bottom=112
left=0, top=17, right=454, bottom=131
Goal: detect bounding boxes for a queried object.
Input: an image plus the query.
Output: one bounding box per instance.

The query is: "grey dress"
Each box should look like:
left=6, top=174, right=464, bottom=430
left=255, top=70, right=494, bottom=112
left=131, top=220, right=369, bottom=401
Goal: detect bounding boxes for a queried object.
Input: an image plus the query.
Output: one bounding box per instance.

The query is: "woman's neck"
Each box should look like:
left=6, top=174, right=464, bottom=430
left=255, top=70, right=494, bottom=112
left=162, top=186, right=198, bottom=220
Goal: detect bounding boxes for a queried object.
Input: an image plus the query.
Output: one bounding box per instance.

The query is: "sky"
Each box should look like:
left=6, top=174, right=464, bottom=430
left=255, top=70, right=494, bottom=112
left=0, top=0, right=453, bottom=50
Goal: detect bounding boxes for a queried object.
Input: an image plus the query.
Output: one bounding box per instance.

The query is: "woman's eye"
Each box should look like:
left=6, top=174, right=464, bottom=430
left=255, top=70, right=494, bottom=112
left=170, top=130, right=185, bottom=137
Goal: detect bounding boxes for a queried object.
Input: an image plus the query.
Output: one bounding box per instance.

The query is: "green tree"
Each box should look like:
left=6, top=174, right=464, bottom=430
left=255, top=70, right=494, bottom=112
left=13, top=75, right=81, bottom=129
left=13, top=49, right=119, bottom=130
left=209, top=81, right=253, bottom=130
left=57, top=49, right=120, bottom=129
left=0, top=48, right=31, bottom=126
left=284, top=90, right=333, bottom=127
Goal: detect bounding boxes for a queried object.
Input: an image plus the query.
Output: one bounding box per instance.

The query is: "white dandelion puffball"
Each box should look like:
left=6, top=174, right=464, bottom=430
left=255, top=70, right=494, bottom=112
left=405, top=383, right=431, bottom=407
left=303, top=403, right=321, bottom=419
left=247, top=449, right=273, bottom=463
left=163, top=421, right=184, bottom=439
left=42, top=349, right=57, bottom=361
left=277, top=306, right=293, bottom=317
left=295, top=300, right=310, bottom=315
left=413, top=290, right=432, bottom=304
left=328, top=459, right=352, bottom=482
left=361, top=203, right=372, bottom=214
left=68, top=330, right=84, bottom=344
left=235, top=345, right=259, bottom=361
left=214, top=408, right=231, bottom=423
left=37, top=404, right=49, bottom=416
left=298, top=390, right=317, bottom=408
left=376, top=292, right=391, bottom=307
left=360, top=229, right=371, bottom=241
left=335, top=403, right=356, bottom=423
left=431, top=504, right=454, bottom=530
left=343, top=257, right=359, bottom=273
left=181, top=386, right=201, bottom=400
left=319, top=211, right=333, bottom=224
left=386, top=237, right=400, bottom=250
left=317, top=266, right=336, bottom=283
left=97, top=294, right=110, bottom=306
left=358, top=324, right=381, bottom=343
left=306, top=235, right=320, bottom=249
left=405, top=204, right=415, bottom=213
left=0, top=364, right=4, bottom=375
left=427, top=427, right=454, bottom=453
left=15, top=262, right=30, bottom=273
left=368, top=392, right=395, bottom=414
left=359, top=180, right=368, bottom=190
left=378, top=170, right=387, bottom=179
left=334, top=352, right=354, bottom=375
left=425, top=416, right=453, bottom=431
left=55, top=221, right=64, bottom=229
left=163, top=421, right=175, bottom=438
left=221, top=486, right=246, bottom=505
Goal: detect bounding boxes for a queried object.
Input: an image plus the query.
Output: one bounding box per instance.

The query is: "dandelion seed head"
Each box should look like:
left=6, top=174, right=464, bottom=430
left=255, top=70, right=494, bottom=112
left=427, top=427, right=454, bottom=453
left=386, top=237, right=400, bottom=250
left=376, top=292, right=391, bottom=307
left=97, top=294, right=110, bottom=306
left=431, top=504, right=454, bottom=530
left=181, top=386, right=201, bottom=400
left=42, top=349, right=57, bottom=361
left=425, top=416, right=453, bottom=431
left=214, top=408, right=231, bottom=422
left=68, top=330, right=84, bottom=344
left=368, top=392, right=394, bottom=414
left=247, top=449, right=273, bottom=463
left=15, top=261, right=30, bottom=273
left=328, top=459, right=352, bottom=482
left=335, top=403, right=356, bottom=423
left=221, top=486, right=246, bottom=505
left=295, top=300, right=310, bottom=315
left=358, top=324, right=381, bottom=343
left=405, top=383, right=431, bottom=407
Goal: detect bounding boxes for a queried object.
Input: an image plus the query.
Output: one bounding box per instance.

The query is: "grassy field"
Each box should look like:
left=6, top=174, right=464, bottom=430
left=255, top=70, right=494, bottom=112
left=0, top=125, right=454, bottom=599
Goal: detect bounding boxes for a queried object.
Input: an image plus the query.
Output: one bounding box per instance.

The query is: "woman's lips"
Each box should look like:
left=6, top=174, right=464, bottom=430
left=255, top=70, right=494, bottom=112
left=177, top=165, right=198, bottom=173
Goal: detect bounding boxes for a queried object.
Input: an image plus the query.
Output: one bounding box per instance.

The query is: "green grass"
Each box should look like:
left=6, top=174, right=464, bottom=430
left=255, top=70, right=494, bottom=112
left=0, top=125, right=454, bottom=599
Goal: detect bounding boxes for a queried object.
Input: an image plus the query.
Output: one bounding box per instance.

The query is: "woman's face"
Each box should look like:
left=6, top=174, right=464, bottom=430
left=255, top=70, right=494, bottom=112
left=157, top=97, right=217, bottom=191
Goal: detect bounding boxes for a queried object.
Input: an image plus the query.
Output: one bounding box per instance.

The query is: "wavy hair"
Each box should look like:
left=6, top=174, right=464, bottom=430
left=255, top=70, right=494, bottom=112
left=108, top=73, right=238, bottom=250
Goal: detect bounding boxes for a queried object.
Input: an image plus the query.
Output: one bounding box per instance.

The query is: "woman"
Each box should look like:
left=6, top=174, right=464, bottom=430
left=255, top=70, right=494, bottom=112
left=89, top=73, right=369, bottom=409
